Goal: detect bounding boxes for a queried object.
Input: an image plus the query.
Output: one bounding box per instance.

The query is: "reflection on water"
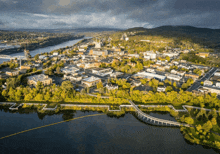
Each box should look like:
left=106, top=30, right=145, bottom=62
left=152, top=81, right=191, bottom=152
left=0, top=106, right=219, bottom=154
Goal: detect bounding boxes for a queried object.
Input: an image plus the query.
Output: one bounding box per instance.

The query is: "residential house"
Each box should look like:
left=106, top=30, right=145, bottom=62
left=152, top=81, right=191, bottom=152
left=196, top=52, right=209, bottom=58
left=6, top=71, right=19, bottom=76
left=203, top=80, right=213, bottom=86
left=157, top=86, right=166, bottom=92
left=106, top=84, right=118, bottom=90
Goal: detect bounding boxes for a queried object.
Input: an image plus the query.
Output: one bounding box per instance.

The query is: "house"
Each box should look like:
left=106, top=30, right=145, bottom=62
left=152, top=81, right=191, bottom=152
left=110, top=72, right=124, bottom=78
left=81, top=76, right=101, bottom=87
left=132, top=80, right=142, bottom=87
left=106, top=84, right=118, bottom=90
left=6, top=71, right=19, bottom=76
left=146, top=68, right=155, bottom=73
left=64, top=74, right=82, bottom=82
left=163, top=52, right=179, bottom=57
left=185, top=73, right=199, bottom=80
left=202, top=86, right=220, bottom=95
left=27, top=74, right=52, bottom=87
left=216, top=82, right=220, bottom=88
left=53, top=52, right=59, bottom=56
left=157, top=86, right=166, bottom=92
left=203, top=80, right=213, bottom=86
left=143, top=51, right=156, bottom=59
left=196, top=52, right=209, bottom=58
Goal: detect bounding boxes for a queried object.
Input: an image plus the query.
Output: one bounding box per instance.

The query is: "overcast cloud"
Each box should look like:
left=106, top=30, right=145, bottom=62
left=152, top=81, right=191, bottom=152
left=0, top=0, right=219, bottom=29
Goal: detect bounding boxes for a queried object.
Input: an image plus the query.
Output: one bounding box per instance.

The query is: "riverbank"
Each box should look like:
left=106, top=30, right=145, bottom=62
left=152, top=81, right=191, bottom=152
left=0, top=35, right=84, bottom=55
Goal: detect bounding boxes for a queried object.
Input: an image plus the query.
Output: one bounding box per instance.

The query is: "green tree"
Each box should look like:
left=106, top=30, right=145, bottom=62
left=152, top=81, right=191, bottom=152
left=185, top=117, right=194, bottom=125
left=203, top=121, right=213, bottom=132
left=34, top=54, right=39, bottom=60
left=166, top=86, right=173, bottom=92
left=61, top=81, right=73, bottom=92
left=56, top=66, right=61, bottom=74
left=34, top=94, right=44, bottom=101
left=97, top=81, right=103, bottom=89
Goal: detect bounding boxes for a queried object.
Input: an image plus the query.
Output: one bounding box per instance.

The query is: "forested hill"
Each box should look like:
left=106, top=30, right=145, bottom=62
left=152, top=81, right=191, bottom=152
left=125, top=26, right=220, bottom=49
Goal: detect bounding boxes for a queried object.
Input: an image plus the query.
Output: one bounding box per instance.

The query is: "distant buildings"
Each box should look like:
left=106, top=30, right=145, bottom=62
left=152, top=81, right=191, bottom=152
left=196, top=52, right=209, bottom=58
left=134, top=71, right=166, bottom=81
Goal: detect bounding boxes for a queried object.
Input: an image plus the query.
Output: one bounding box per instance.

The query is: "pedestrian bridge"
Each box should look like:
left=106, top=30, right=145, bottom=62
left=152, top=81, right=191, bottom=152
left=128, top=100, right=190, bottom=127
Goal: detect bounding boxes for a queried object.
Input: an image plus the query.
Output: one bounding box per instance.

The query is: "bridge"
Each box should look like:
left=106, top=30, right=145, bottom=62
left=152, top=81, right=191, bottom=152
left=87, top=93, right=191, bottom=127
left=128, top=100, right=190, bottom=127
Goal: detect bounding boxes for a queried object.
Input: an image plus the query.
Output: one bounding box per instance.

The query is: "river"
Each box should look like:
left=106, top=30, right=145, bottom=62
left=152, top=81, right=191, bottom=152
left=0, top=37, right=88, bottom=64
left=0, top=109, right=219, bottom=154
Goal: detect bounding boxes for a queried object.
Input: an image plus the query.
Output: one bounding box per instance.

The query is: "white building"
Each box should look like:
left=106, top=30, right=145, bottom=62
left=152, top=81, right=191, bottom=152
left=106, top=84, right=118, bottom=90
left=110, top=72, right=124, bottom=78
left=146, top=68, right=155, bottom=73
left=204, top=80, right=213, bottom=86
left=214, top=71, right=220, bottom=76
left=163, top=52, right=179, bottom=57
left=81, top=76, right=101, bottom=87
left=157, top=86, right=166, bottom=92
left=61, top=66, right=80, bottom=74
left=216, top=82, right=220, bottom=88
left=91, top=68, right=113, bottom=77
left=143, top=51, right=156, bottom=59
left=134, top=71, right=166, bottom=81
left=128, top=54, right=140, bottom=58
left=167, top=74, right=182, bottom=82
left=53, top=52, right=59, bottom=56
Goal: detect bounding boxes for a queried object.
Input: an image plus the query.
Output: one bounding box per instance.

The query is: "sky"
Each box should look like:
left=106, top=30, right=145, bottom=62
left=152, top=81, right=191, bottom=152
left=0, top=0, right=220, bottom=29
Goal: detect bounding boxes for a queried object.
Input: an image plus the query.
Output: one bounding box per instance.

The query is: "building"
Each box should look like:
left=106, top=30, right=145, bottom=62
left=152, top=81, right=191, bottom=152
left=91, top=68, right=113, bottom=77
left=167, top=74, right=182, bottom=82
left=143, top=51, right=156, bottom=59
left=131, top=80, right=142, bottom=87
left=110, top=72, right=124, bottom=78
left=146, top=68, right=155, bottom=73
left=185, top=73, right=199, bottom=80
left=157, top=86, right=166, bottom=92
left=53, top=52, right=59, bottom=56
left=89, top=49, right=108, bottom=56
left=127, top=54, right=139, bottom=58
left=196, top=52, right=209, bottom=58
left=27, top=74, right=52, bottom=87
left=216, top=82, right=220, bottom=88
left=202, top=86, right=220, bottom=95
left=20, top=65, right=31, bottom=70
left=106, top=84, right=118, bottom=90
left=81, top=76, right=101, bottom=87
left=163, top=52, right=179, bottom=57
left=214, top=70, right=220, bottom=76
left=134, top=71, right=166, bottom=81
left=203, top=80, right=213, bottom=86
left=61, top=66, right=80, bottom=74
left=64, top=74, right=82, bottom=82
left=6, top=71, right=19, bottom=76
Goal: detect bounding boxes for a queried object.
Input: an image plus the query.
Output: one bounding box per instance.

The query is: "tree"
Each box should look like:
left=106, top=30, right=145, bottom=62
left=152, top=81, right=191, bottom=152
left=166, top=86, right=173, bottom=92
left=2, top=90, right=7, bottom=98
left=34, top=93, right=44, bottom=101
left=211, top=118, right=217, bottom=126
left=173, top=82, right=177, bottom=88
left=36, top=81, right=44, bottom=92
left=203, top=121, right=213, bottom=132
left=56, top=66, right=61, bottom=74
left=185, top=117, right=194, bottom=125
left=165, top=56, right=170, bottom=62
left=34, top=54, right=39, bottom=60
left=61, top=81, right=73, bottom=92
left=97, top=81, right=103, bottom=89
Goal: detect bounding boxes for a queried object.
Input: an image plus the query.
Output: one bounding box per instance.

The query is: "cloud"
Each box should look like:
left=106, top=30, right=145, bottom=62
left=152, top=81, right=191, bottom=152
left=0, top=0, right=219, bottom=29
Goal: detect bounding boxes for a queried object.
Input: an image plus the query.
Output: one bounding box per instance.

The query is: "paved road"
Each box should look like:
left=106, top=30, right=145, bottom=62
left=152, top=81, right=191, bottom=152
left=187, top=67, right=218, bottom=92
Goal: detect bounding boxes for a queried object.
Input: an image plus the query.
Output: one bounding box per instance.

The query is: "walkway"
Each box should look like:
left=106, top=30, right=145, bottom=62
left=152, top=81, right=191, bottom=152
left=86, top=94, right=191, bottom=127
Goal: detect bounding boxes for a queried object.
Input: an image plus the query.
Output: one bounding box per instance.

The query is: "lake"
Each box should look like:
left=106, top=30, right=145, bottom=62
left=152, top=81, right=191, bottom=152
left=0, top=108, right=219, bottom=154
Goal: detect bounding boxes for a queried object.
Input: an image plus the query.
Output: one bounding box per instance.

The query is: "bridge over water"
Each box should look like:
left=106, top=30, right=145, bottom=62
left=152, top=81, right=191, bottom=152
left=87, top=93, right=191, bottom=127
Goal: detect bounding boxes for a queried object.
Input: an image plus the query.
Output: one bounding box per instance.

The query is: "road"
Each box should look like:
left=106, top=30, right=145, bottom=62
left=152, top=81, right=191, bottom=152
left=187, top=67, right=218, bottom=92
